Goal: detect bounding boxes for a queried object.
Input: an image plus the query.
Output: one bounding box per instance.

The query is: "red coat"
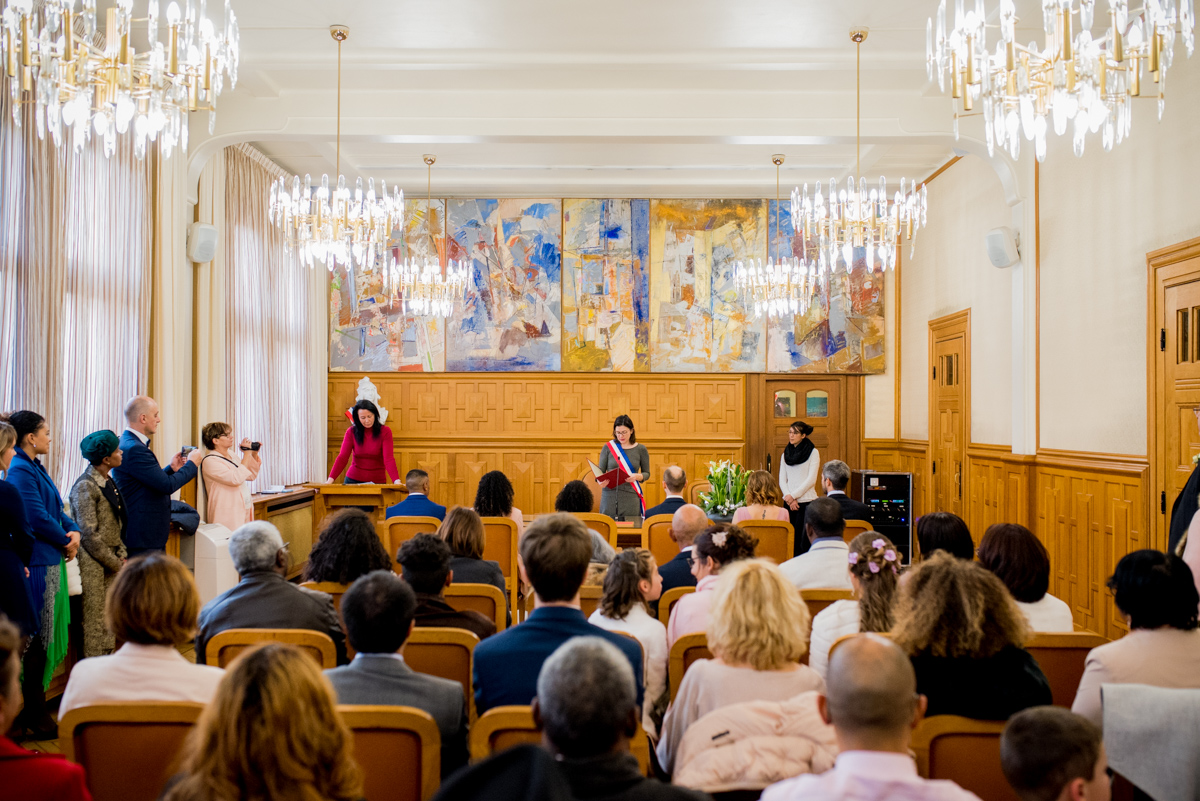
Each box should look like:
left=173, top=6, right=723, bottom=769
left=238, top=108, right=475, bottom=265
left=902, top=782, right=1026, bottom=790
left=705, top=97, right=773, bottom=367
left=0, top=736, right=92, bottom=801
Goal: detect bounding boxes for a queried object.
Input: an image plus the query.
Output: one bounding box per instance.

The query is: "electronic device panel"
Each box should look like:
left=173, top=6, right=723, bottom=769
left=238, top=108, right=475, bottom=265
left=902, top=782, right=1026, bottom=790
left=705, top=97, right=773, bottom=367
left=849, top=471, right=914, bottom=564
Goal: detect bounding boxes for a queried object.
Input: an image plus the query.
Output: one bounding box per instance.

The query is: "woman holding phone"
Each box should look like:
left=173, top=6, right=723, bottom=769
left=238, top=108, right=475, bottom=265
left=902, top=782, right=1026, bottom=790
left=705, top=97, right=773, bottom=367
left=598, top=415, right=650, bottom=521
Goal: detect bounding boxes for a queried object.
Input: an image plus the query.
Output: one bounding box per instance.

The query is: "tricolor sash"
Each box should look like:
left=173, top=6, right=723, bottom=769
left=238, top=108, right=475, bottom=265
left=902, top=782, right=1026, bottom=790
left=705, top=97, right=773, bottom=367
left=606, top=440, right=645, bottom=517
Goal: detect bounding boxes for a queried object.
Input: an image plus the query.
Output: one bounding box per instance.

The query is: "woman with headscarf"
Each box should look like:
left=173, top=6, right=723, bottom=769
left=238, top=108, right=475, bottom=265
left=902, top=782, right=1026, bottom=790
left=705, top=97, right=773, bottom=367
left=779, top=421, right=820, bottom=557
left=68, top=430, right=129, bottom=658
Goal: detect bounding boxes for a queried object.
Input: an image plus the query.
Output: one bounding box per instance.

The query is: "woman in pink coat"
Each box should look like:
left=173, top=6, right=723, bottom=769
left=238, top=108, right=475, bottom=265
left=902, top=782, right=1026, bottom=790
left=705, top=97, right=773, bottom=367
left=200, top=422, right=262, bottom=531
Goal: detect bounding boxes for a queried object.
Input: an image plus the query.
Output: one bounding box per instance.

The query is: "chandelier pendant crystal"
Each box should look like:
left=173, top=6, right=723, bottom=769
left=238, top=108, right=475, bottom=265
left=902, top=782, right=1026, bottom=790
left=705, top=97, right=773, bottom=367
left=1, top=0, right=239, bottom=159
left=790, top=29, right=927, bottom=275
left=928, top=0, right=1195, bottom=161
left=268, top=25, right=403, bottom=274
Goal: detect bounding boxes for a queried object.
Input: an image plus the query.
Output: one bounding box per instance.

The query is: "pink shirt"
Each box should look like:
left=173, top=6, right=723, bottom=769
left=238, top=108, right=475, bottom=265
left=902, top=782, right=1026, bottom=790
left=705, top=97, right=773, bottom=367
left=762, top=751, right=982, bottom=801
left=59, top=643, right=224, bottom=719
left=202, top=453, right=258, bottom=531
left=732, top=504, right=790, bottom=524
left=667, top=574, right=720, bottom=648
left=328, top=426, right=399, bottom=484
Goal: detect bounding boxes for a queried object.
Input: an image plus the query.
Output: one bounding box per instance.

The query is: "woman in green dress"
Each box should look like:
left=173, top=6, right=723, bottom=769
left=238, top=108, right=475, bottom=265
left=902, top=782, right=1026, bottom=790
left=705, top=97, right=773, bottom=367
left=598, top=415, right=650, bottom=521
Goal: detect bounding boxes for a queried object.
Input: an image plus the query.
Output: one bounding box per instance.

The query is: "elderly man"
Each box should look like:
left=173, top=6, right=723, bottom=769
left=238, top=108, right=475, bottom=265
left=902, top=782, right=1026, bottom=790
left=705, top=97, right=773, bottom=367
left=195, top=521, right=345, bottom=665
left=820, top=460, right=872, bottom=525
left=643, top=466, right=688, bottom=519
left=658, top=504, right=708, bottom=595
left=762, top=634, right=980, bottom=801
left=533, top=637, right=709, bottom=801
left=112, top=395, right=201, bottom=555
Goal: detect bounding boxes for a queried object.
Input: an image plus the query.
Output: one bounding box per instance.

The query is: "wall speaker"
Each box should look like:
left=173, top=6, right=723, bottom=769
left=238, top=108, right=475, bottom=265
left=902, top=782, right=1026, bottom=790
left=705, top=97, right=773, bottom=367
left=985, top=226, right=1020, bottom=268
left=186, top=222, right=219, bottom=264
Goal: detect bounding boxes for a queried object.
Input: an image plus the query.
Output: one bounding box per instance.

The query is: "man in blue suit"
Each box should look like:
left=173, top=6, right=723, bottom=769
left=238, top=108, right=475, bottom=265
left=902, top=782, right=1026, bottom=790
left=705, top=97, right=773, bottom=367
left=112, top=396, right=200, bottom=555
left=642, top=465, right=688, bottom=519
left=649, top=503, right=708, bottom=618
left=385, top=469, right=446, bottom=521
left=473, top=513, right=644, bottom=715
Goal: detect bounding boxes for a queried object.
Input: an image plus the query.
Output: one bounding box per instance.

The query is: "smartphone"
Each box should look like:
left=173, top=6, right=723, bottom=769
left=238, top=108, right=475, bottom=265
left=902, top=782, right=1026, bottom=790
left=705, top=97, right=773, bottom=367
left=181, top=445, right=197, bottom=457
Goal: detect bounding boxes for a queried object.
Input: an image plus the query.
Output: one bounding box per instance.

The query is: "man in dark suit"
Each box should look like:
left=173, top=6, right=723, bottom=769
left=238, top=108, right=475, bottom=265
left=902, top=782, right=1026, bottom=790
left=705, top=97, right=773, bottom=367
left=396, top=533, right=495, bottom=641
left=821, top=460, right=873, bottom=525
left=195, top=521, right=346, bottom=665
left=324, top=570, right=468, bottom=778
left=473, top=513, right=643, bottom=715
left=650, top=504, right=709, bottom=617
left=112, top=395, right=200, bottom=555
left=642, top=465, right=688, bottom=519
left=385, top=469, right=447, bottom=521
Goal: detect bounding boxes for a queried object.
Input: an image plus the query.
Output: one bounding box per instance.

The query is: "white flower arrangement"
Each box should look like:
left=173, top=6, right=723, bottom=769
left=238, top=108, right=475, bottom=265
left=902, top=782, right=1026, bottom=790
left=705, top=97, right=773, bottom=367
left=696, top=459, right=749, bottom=516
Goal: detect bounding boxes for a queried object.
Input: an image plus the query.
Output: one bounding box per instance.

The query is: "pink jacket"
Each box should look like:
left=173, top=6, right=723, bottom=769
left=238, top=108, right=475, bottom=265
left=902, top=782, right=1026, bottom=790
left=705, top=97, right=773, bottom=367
left=667, top=574, right=720, bottom=648
left=202, top=454, right=258, bottom=532
left=672, top=690, right=838, bottom=793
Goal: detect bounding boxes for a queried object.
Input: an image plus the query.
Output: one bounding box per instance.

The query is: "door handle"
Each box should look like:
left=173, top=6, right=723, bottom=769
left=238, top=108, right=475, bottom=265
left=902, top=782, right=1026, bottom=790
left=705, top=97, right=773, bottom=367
left=956, top=461, right=962, bottom=499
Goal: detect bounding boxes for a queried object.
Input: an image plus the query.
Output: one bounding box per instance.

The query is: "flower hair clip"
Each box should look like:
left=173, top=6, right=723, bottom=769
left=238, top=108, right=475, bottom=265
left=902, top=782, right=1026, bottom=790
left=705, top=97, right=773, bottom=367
left=848, top=552, right=860, bottom=565
left=712, top=531, right=727, bottom=548
left=872, top=538, right=886, bottom=549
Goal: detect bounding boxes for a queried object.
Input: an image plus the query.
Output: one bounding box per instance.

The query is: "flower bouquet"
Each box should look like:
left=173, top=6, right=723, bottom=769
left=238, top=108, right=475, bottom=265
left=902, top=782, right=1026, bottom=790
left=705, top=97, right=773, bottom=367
left=697, top=460, right=748, bottom=517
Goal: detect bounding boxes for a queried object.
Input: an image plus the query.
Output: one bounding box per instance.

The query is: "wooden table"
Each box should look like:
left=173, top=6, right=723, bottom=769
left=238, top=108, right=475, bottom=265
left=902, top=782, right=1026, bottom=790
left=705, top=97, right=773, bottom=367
left=303, top=483, right=407, bottom=526
left=253, top=487, right=317, bottom=578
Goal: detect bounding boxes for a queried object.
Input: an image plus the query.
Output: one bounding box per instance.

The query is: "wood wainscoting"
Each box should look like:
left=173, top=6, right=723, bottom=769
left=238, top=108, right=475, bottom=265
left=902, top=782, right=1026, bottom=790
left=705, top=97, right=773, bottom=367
left=863, top=439, right=930, bottom=518
left=966, top=444, right=1034, bottom=537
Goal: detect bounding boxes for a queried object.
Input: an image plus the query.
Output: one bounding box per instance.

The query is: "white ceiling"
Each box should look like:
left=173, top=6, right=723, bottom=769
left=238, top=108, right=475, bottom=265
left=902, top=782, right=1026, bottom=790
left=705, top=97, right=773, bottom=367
left=183, top=0, right=1052, bottom=196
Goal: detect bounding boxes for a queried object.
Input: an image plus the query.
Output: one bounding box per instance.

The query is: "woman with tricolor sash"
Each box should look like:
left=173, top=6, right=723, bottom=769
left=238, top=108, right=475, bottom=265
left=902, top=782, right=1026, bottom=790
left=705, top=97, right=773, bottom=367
left=598, top=415, right=650, bottom=521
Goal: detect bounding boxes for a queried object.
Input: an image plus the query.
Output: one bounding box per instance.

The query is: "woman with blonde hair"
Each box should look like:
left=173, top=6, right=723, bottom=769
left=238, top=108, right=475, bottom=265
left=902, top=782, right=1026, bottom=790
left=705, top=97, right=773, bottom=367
left=438, top=506, right=509, bottom=626
left=163, top=642, right=362, bottom=801
left=657, top=558, right=824, bottom=775
left=892, top=550, right=1051, bottom=719
left=808, top=532, right=903, bottom=680
left=732, top=470, right=790, bottom=524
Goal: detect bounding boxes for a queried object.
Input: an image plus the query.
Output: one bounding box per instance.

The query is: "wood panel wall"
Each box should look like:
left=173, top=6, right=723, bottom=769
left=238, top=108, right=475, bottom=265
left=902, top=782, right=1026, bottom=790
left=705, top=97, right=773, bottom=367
left=863, top=439, right=930, bottom=517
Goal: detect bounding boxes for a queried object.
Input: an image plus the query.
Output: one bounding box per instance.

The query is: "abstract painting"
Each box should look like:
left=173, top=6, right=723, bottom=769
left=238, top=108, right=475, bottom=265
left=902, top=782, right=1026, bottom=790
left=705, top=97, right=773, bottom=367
left=562, top=199, right=650, bottom=372
left=765, top=200, right=885, bottom=373
left=649, top=199, right=766, bottom=372
left=329, top=199, right=447, bottom=372
left=446, top=199, right=562, bottom=371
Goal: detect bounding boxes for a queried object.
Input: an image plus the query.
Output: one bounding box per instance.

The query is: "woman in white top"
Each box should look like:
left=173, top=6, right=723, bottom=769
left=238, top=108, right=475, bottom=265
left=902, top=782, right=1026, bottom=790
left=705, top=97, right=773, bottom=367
left=588, top=548, right=667, bottom=737
left=809, top=532, right=903, bottom=680
left=976, top=523, right=1074, bottom=632
left=779, top=421, right=819, bottom=557
left=657, top=558, right=825, bottom=776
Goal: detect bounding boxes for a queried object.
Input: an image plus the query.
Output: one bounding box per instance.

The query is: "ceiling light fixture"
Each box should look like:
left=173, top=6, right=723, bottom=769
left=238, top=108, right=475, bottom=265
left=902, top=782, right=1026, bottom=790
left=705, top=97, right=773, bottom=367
left=268, top=25, right=402, bottom=272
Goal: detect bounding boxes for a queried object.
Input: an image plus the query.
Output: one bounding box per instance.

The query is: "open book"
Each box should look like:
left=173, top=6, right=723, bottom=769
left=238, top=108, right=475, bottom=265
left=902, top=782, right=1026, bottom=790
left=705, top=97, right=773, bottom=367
left=587, top=459, right=631, bottom=490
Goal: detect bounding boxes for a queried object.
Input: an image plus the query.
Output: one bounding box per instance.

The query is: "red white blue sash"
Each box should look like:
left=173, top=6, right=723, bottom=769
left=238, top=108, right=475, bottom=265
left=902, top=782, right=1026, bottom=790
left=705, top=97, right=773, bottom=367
left=606, top=440, right=645, bottom=517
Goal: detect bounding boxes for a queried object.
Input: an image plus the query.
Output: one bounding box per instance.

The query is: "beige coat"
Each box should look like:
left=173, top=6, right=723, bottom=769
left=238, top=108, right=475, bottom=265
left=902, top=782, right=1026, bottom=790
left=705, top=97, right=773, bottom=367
left=68, top=466, right=127, bottom=658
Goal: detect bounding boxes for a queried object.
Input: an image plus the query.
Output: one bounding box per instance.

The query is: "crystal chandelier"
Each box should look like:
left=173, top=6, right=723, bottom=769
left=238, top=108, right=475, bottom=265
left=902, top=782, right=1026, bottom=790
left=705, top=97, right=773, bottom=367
left=268, top=25, right=403, bottom=272
left=790, top=30, right=927, bottom=273
left=735, top=155, right=816, bottom=321
left=928, top=0, right=1195, bottom=161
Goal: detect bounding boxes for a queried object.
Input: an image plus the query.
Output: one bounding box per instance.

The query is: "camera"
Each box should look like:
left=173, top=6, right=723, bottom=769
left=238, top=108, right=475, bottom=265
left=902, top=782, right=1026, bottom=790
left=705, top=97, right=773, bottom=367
left=241, top=441, right=262, bottom=452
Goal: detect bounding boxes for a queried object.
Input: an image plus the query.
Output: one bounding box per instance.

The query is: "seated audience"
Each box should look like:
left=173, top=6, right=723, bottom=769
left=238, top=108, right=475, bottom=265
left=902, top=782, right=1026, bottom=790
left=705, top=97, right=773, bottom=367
left=658, top=559, right=825, bottom=775
left=534, top=637, right=708, bottom=801
left=657, top=504, right=709, bottom=602
left=0, top=615, right=91, bottom=801
left=385, top=469, right=447, bottom=521
left=643, top=466, right=688, bottom=519
left=893, top=551, right=1051, bottom=719
left=666, top=524, right=757, bottom=647
left=438, top=506, right=509, bottom=610
left=1001, top=707, right=1107, bottom=801
left=916, top=511, right=975, bottom=560
left=199, top=421, right=261, bottom=532
left=162, top=643, right=362, bottom=801
left=472, top=513, right=643, bottom=714
left=779, top=498, right=852, bottom=590
left=977, top=523, right=1074, bottom=632
left=762, top=634, right=981, bottom=801
left=301, top=508, right=392, bottom=585
left=196, top=521, right=346, bottom=665
left=809, top=532, right=901, bottom=680
left=587, top=548, right=668, bottom=737
left=475, top=469, right=524, bottom=535
left=429, top=744, right=572, bottom=801
left=1071, top=549, right=1200, bottom=726
left=554, top=479, right=616, bottom=564
left=820, top=460, right=872, bottom=524
left=732, top=469, right=790, bottom=524
left=325, top=570, right=468, bottom=778
left=397, top=533, right=496, bottom=641
left=58, top=553, right=223, bottom=718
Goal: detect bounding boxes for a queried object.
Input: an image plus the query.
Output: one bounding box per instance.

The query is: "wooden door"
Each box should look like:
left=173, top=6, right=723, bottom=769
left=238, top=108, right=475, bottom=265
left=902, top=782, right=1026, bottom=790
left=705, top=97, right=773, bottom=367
left=929, top=311, right=970, bottom=517
left=763, top=377, right=848, bottom=490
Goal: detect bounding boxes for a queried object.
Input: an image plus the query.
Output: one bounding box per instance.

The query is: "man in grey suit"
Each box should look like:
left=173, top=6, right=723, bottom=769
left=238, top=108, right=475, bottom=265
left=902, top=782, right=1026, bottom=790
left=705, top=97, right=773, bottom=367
left=195, top=521, right=347, bottom=665
left=325, top=570, right=468, bottom=778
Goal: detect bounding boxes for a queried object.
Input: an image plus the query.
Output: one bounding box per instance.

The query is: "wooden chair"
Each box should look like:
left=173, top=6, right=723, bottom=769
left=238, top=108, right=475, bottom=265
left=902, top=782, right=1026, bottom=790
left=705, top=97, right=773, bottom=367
left=799, top=588, right=856, bottom=621
left=59, top=702, right=204, bottom=801
left=668, top=633, right=714, bottom=702
left=912, top=715, right=1017, bottom=801
left=339, top=705, right=442, bottom=801
left=480, top=517, right=521, bottom=622
left=204, top=628, right=338, bottom=669
left=382, top=516, right=444, bottom=565
left=640, top=513, right=678, bottom=569
left=657, top=585, right=695, bottom=625
left=1025, top=631, right=1106, bottom=707
left=574, top=512, right=619, bottom=549
left=444, top=583, right=508, bottom=631
left=299, top=581, right=351, bottom=612
left=577, top=585, right=605, bottom=619
left=469, top=705, right=652, bottom=776
left=404, top=627, right=480, bottom=721
left=843, top=518, right=874, bottom=544
left=688, top=481, right=712, bottom=506
left=737, top=519, right=794, bottom=563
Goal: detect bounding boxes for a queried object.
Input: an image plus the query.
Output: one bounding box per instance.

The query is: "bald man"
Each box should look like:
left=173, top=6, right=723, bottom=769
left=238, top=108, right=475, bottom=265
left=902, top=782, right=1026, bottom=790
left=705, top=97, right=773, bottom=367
left=656, top=504, right=708, bottom=599
left=643, top=466, right=688, bottom=519
left=762, top=634, right=981, bottom=801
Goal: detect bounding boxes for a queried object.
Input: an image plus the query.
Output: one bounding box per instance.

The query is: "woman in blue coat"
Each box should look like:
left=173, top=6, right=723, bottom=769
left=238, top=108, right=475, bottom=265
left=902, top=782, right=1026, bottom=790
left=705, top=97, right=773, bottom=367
left=4, top=411, right=80, bottom=739
left=0, top=420, right=36, bottom=638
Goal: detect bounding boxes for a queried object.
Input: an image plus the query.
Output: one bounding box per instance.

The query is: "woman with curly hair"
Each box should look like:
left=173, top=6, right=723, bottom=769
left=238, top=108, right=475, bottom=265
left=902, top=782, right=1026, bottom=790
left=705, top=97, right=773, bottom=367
left=473, top=470, right=524, bottom=535
left=162, top=642, right=362, bottom=801
left=808, top=532, right=903, bottom=680
left=732, top=470, right=789, bottom=524
left=892, top=551, right=1051, bottom=719
left=666, top=524, right=757, bottom=647
left=302, top=509, right=392, bottom=585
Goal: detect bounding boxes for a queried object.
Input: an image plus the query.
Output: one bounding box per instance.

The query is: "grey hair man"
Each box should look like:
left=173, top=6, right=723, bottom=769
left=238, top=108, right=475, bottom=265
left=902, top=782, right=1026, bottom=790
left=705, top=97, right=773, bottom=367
left=820, top=460, right=873, bottom=525
left=195, top=521, right=346, bottom=666
left=533, top=637, right=708, bottom=801
left=762, top=634, right=981, bottom=801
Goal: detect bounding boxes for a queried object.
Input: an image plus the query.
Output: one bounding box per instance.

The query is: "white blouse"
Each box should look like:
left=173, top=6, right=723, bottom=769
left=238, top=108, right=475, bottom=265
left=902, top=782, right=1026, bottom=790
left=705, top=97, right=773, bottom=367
left=780, top=448, right=820, bottom=504
left=1015, top=593, right=1075, bottom=632
left=808, top=599, right=862, bottom=680
left=589, top=603, right=668, bottom=738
